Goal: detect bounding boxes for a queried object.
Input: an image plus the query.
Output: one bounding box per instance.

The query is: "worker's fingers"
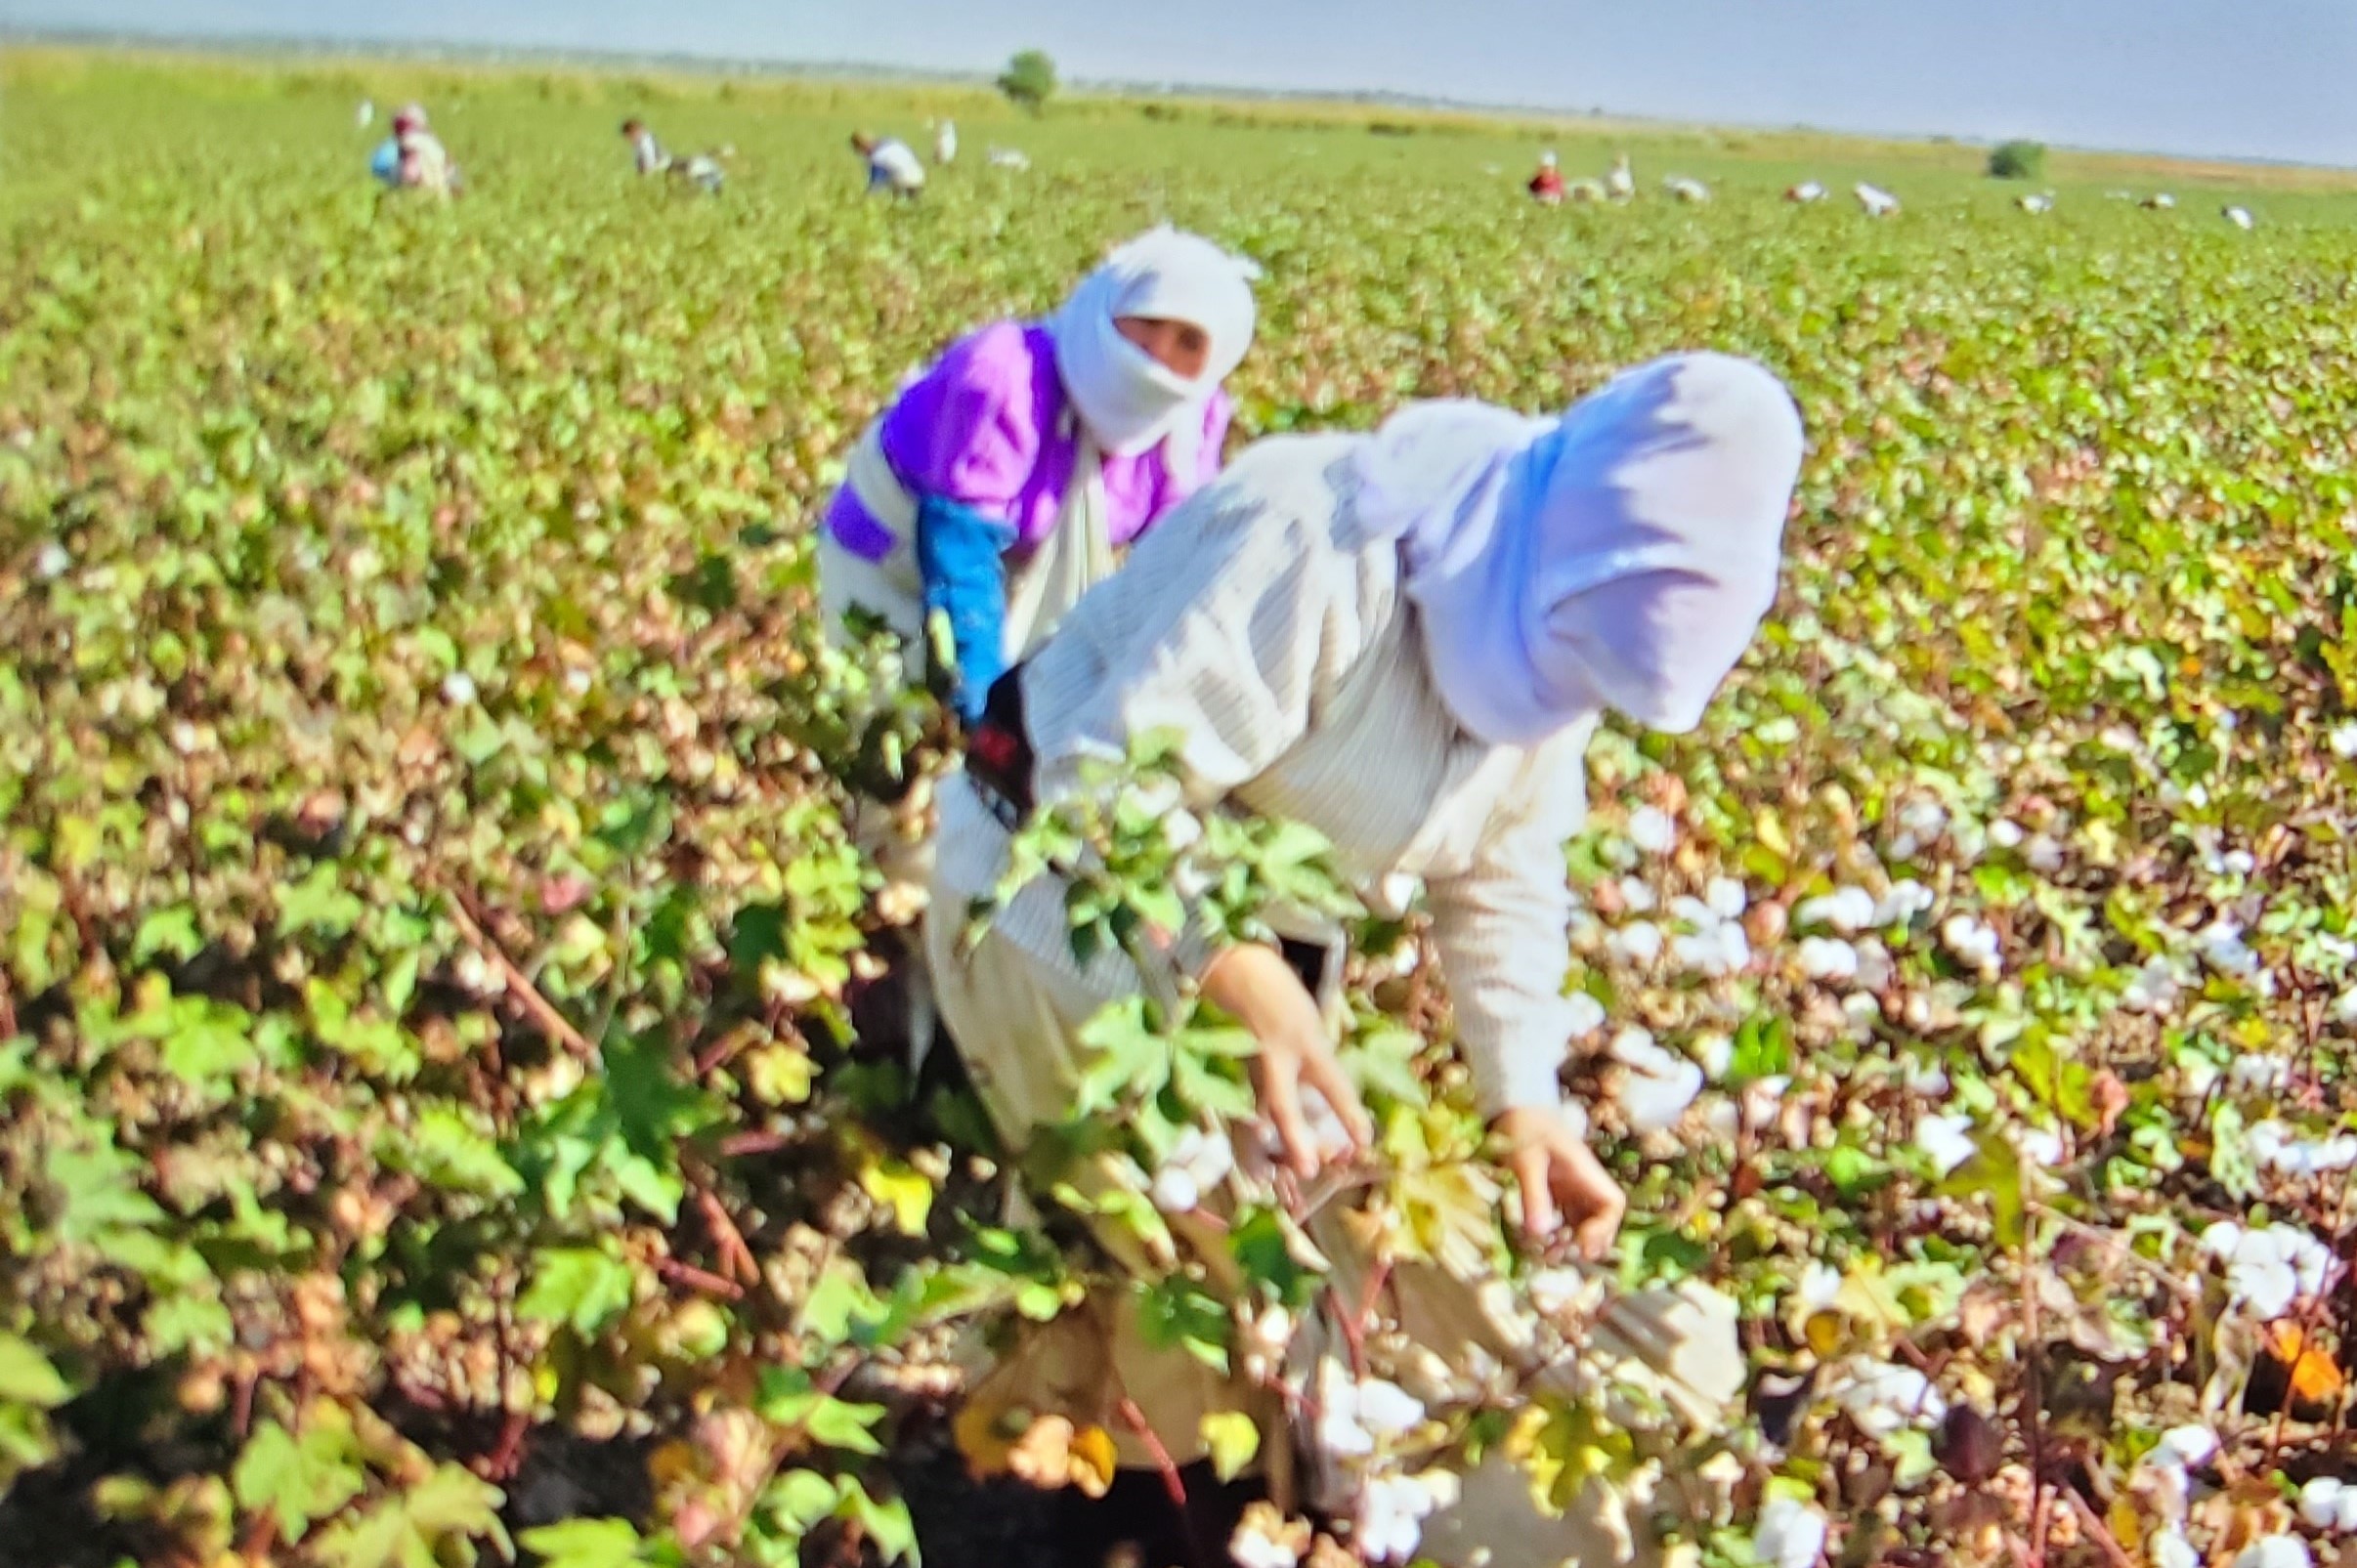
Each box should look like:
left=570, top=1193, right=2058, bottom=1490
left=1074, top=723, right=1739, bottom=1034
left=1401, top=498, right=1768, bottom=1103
left=1569, top=1182, right=1627, bottom=1262
left=1259, top=1066, right=1321, bottom=1180
left=1512, top=1147, right=1560, bottom=1241
left=1300, top=1046, right=1373, bottom=1153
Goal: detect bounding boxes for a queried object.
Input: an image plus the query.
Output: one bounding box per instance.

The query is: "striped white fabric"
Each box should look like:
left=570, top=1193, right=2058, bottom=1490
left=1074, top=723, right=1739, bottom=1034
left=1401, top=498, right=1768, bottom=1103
left=931, top=433, right=1597, bottom=1116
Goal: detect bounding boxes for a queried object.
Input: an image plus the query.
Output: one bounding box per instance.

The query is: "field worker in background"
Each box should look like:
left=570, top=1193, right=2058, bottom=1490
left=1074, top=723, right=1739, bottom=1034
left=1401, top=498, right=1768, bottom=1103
left=927, top=352, right=1802, bottom=1568
left=816, top=226, right=1261, bottom=1069
left=621, top=116, right=669, bottom=175
left=1528, top=148, right=1565, bottom=204
left=372, top=104, right=456, bottom=196
left=853, top=131, right=927, bottom=198
left=935, top=117, right=959, bottom=165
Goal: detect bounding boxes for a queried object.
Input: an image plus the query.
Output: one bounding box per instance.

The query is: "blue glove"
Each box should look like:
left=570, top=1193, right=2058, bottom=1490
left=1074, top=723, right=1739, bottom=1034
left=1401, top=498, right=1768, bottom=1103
left=915, top=493, right=1016, bottom=726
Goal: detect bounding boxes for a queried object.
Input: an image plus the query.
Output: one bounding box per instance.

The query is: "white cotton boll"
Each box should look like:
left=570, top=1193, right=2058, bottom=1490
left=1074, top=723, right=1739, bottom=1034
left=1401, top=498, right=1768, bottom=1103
left=1707, top=876, right=1749, bottom=919
left=2200, top=920, right=2259, bottom=978
left=1906, top=1060, right=1950, bottom=1097
left=1695, top=1033, right=1734, bottom=1081
left=1798, top=937, right=1862, bottom=982
left=1356, top=1472, right=1454, bottom=1565
left=1314, top=1361, right=1375, bottom=1459
left=1527, top=1266, right=1587, bottom=1318
left=2153, top=1425, right=2217, bottom=1470
left=1899, top=799, right=1949, bottom=839
left=1670, top=895, right=1716, bottom=928
left=1627, top=805, right=1678, bottom=855
left=2154, top=1531, right=2200, bottom=1568
left=1619, top=1057, right=1705, bottom=1134
left=1796, top=886, right=1877, bottom=934
left=1608, top=921, right=1664, bottom=966
left=2334, top=723, right=2357, bottom=760
left=1616, top=876, right=1659, bottom=913
left=1753, top=1497, right=1830, bottom=1568
left=1915, top=1114, right=1977, bottom=1175
left=1834, top=1357, right=1947, bottom=1437
left=2017, top=1127, right=2066, bottom=1167
left=1990, top=819, right=2026, bottom=850
left=1874, top=879, right=1936, bottom=926
left=1162, top=808, right=1204, bottom=853
left=1797, top=1262, right=1843, bottom=1310
left=1230, top=1519, right=1302, bottom=1568
left=2298, top=1478, right=2346, bottom=1532
left=2335, top=988, right=2357, bottom=1025
left=441, top=670, right=478, bottom=705
left=1609, top=1025, right=1665, bottom=1069
left=2026, top=835, right=2065, bottom=873
left=34, top=542, right=71, bottom=580
left=1563, top=993, right=1607, bottom=1038
left=1352, top=1379, right=1426, bottom=1438
left=2234, top=1535, right=2313, bottom=1568
left=2199, top=1221, right=2245, bottom=1261
left=2230, top=1255, right=2298, bottom=1320
left=1852, top=941, right=1895, bottom=993
left=2222, top=850, right=2255, bottom=876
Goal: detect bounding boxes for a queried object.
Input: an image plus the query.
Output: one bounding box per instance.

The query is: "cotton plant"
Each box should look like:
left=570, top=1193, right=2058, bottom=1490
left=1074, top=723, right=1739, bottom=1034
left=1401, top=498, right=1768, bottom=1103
left=2199, top=1221, right=2335, bottom=1319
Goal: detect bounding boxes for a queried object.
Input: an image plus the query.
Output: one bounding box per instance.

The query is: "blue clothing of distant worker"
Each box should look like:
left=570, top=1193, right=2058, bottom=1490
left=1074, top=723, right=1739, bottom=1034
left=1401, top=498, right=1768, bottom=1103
left=370, top=138, right=402, bottom=187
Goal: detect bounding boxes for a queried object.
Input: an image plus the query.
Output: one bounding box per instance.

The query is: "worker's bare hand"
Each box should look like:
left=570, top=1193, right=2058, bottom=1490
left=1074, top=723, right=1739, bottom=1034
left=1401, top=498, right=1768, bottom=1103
left=1492, top=1105, right=1625, bottom=1261
left=1200, top=945, right=1373, bottom=1179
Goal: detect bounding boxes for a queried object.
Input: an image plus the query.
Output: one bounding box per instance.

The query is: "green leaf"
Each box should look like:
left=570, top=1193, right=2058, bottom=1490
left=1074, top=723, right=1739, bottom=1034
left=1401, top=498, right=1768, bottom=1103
left=518, top=1247, right=637, bottom=1336
left=312, top=1462, right=507, bottom=1568
left=859, top=1158, right=934, bottom=1238
left=234, top=1414, right=366, bottom=1543
left=0, top=1335, right=70, bottom=1408
left=278, top=863, right=364, bottom=937
left=132, top=904, right=203, bottom=965
left=517, top=1518, right=655, bottom=1568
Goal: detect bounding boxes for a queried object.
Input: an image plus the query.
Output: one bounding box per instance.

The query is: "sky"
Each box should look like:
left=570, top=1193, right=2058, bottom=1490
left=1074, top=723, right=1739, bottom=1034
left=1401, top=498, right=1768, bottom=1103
left=12, top=0, right=2357, bottom=166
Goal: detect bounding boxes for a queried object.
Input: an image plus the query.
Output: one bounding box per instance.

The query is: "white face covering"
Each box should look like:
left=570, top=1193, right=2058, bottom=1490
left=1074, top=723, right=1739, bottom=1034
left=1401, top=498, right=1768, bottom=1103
left=1050, top=227, right=1261, bottom=458
left=1349, top=352, right=1805, bottom=746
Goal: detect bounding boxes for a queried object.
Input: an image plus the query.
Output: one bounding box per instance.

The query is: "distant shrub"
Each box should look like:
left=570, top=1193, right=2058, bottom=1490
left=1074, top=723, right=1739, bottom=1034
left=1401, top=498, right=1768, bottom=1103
left=999, top=50, right=1056, bottom=113
left=1990, top=140, right=2047, bottom=180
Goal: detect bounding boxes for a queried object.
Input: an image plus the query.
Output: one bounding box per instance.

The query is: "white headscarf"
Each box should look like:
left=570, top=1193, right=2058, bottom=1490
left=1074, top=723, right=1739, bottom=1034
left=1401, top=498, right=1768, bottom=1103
left=1349, top=352, right=1803, bottom=746
left=1050, top=226, right=1261, bottom=458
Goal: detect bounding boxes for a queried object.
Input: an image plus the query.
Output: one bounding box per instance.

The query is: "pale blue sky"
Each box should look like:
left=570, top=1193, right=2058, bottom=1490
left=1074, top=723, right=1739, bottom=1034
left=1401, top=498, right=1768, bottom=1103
left=14, top=0, right=2357, bottom=166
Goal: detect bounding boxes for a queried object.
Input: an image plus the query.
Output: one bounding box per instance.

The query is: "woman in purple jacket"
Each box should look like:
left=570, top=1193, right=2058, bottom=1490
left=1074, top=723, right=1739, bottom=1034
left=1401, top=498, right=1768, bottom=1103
left=817, top=226, right=1262, bottom=728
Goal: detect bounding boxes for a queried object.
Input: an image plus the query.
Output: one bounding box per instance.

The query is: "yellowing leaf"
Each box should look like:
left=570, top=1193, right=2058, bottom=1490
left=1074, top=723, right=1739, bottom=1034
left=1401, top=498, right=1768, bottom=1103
left=1198, top=1411, right=1260, bottom=1482
left=860, top=1159, right=934, bottom=1237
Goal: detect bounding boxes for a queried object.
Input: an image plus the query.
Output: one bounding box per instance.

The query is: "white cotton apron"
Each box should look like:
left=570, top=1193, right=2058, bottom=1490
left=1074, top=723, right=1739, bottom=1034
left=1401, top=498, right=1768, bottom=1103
left=815, top=410, right=1119, bottom=1074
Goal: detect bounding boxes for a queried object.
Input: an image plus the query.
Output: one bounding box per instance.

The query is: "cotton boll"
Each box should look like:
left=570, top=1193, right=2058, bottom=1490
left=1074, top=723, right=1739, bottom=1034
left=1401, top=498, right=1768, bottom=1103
left=1564, top=992, right=1607, bottom=1038
left=1989, top=819, right=2026, bottom=850
left=1852, top=941, right=1895, bottom=993
left=1608, top=921, right=1664, bottom=966
left=1619, top=1056, right=1704, bottom=1134
left=1230, top=1518, right=1303, bottom=1568
left=2298, top=1477, right=2346, bottom=1532
left=1706, top=876, right=1749, bottom=920
left=2153, top=1531, right=2200, bottom=1568
left=2026, top=835, right=2065, bottom=873
left=33, top=541, right=70, bottom=580
left=1752, top=1497, right=1829, bottom=1568
left=2334, top=723, right=2357, bottom=760
left=1874, top=879, right=1936, bottom=926
left=1915, top=1114, right=1977, bottom=1175
left=2017, top=1127, right=2065, bottom=1167
left=1627, top=805, right=1678, bottom=855
left=1833, top=1356, right=1947, bottom=1436
left=1694, top=1033, right=1734, bottom=1081
left=1352, top=1379, right=1426, bottom=1438
left=1798, top=937, right=1862, bottom=982
left=2233, top=1535, right=2312, bottom=1568
left=1616, top=876, right=1659, bottom=913
left=2153, top=1425, right=2217, bottom=1470
left=1796, top=886, right=1877, bottom=934
left=441, top=670, right=478, bottom=705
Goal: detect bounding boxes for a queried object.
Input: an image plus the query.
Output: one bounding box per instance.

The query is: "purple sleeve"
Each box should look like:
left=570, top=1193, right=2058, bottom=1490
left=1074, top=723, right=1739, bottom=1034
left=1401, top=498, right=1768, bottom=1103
left=1196, top=390, right=1235, bottom=488
left=876, top=320, right=1047, bottom=516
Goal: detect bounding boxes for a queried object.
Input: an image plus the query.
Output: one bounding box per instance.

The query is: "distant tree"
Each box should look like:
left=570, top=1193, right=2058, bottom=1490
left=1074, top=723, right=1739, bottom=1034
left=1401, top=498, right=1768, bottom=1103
left=999, top=50, right=1057, bottom=113
left=1989, top=140, right=2047, bottom=180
